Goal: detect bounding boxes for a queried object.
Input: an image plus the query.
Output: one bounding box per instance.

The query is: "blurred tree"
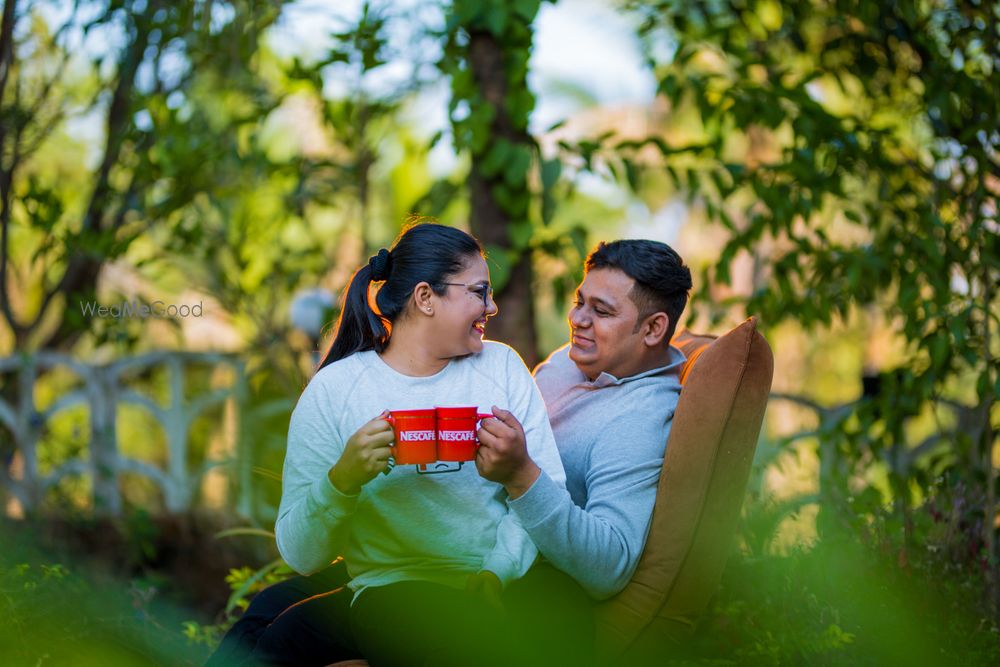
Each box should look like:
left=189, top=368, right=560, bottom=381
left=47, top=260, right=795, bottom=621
left=282, top=1, right=437, bottom=260
left=441, top=0, right=551, bottom=364
left=608, top=0, right=998, bottom=609
left=0, top=0, right=288, bottom=355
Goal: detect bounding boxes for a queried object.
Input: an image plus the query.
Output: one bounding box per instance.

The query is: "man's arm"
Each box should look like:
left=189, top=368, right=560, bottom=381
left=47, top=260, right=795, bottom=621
left=506, top=426, right=665, bottom=599
left=476, top=345, right=568, bottom=586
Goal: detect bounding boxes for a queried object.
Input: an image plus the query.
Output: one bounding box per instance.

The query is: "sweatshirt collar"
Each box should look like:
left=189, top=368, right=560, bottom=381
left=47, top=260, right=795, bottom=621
left=585, top=344, right=687, bottom=388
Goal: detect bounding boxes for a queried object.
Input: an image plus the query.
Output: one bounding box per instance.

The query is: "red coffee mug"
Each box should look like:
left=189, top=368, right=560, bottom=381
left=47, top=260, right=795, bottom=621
left=385, top=409, right=438, bottom=465
left=435, top=406, right=493, bottom=462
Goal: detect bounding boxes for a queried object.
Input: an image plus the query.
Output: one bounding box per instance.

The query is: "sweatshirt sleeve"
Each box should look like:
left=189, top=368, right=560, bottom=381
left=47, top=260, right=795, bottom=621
left=274, top=373, right=360, bottom=575
left=508, top=414, right=669, bottom=599
left=479, top=346, right=567, bottom=585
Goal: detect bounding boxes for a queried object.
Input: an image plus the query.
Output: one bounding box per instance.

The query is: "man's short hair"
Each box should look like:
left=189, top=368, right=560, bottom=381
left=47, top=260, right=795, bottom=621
left=585, top=239, right=693, bottom=342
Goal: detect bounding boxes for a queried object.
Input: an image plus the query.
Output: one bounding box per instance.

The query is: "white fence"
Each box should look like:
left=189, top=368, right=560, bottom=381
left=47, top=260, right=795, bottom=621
left=0, top=352, right=253, bottom=518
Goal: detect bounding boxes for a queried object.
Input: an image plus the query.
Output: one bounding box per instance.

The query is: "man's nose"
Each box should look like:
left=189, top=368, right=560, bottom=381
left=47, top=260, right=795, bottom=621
left=569, top=307, right=589, bottom=328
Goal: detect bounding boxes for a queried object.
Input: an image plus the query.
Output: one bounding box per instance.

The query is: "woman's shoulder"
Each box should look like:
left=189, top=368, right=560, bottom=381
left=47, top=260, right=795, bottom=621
left=307, top=352, right=371, bottom=393
left=477, top=340, right=529, bottom=369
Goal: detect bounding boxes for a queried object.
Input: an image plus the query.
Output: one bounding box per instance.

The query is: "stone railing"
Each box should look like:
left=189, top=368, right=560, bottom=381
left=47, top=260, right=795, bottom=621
left=0, top=351, right=252, bottom=518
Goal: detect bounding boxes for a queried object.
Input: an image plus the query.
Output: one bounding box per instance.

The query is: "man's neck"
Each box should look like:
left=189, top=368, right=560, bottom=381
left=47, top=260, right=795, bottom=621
left=585, top=347, right=674, bottom=382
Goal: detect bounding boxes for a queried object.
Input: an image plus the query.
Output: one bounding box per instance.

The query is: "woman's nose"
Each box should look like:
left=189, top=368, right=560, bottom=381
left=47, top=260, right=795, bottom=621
left=485, top=293, right=499, bottom=317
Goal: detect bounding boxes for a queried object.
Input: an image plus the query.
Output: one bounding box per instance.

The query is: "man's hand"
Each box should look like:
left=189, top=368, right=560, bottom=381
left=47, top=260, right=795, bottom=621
left=328, top=413, right=394, bottom=495
left=466, top=570, right=503, bottom=614
left=475, top=406, right=541, bottom=499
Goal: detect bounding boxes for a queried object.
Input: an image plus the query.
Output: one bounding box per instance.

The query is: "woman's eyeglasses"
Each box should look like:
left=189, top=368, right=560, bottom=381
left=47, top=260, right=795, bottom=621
left=440, top=282, right=494, bottom=307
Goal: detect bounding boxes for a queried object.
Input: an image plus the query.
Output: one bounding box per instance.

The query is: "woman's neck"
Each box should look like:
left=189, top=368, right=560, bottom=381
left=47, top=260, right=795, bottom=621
left=379, top=320, right=450, bottom=377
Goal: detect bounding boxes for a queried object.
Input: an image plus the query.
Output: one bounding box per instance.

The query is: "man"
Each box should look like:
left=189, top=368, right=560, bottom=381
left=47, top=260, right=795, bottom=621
left=207, top=239, right=692, bottom=666
left=473, top=239, right=691, bottom=666
left=477, top=239, right=690, bottom=599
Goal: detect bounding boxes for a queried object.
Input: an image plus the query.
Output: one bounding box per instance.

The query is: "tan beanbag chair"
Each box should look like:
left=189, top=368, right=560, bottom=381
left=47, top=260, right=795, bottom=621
left=595, top=317, right=774, bottom=665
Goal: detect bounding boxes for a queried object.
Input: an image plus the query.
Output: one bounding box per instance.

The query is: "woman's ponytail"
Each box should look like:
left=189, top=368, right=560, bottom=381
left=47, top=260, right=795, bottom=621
left=318, top=250, right=393, bottom=369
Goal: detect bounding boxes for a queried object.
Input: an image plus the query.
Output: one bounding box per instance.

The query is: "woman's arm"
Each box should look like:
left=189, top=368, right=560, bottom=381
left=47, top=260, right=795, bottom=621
left=274, top=379, right=392, bottom=575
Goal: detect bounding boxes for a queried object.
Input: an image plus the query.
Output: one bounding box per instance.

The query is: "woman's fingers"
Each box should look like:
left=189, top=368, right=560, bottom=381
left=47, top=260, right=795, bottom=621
left=365, top=445, right=393, bottom=466
left=362, top=415, right=394, bottom=435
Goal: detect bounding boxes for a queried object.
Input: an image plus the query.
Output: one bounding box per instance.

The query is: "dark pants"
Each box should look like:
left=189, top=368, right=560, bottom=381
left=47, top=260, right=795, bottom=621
left=350, top=579, right=512, bottom=667
left=205, top=561, right=359, bottom=667
left=503, top=562, right=597, bottom=667
left=206, top=561, right=595, bottom=667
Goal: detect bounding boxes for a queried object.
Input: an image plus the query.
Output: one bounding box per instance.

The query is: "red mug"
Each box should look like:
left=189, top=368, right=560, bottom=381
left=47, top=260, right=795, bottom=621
left=385, top=409, right=438, bottom=465
left=435, top=406, right=493, bottom=462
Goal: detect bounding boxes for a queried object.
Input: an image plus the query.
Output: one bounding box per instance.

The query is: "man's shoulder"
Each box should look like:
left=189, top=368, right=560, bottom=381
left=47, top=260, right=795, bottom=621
left=533, top=343, right=574, bottom=377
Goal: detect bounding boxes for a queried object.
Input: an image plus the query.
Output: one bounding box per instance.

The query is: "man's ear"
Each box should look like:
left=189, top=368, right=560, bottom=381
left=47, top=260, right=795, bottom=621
left=413, top=282, right=435, bottom=315
left=641, top=312, right=670, bottom=347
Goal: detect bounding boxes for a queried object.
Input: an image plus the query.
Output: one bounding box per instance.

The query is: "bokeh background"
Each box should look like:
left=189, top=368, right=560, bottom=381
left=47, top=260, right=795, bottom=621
left=1, top=0, right=998, bottom=664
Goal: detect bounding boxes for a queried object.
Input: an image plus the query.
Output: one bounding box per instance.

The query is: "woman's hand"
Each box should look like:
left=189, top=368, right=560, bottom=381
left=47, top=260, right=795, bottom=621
left=328, top=413, right=394, bottom=495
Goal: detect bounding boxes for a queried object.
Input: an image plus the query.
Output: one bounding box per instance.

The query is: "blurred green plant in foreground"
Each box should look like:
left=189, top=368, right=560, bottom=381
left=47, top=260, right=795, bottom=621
left=0, top=527, right=207, bottom=666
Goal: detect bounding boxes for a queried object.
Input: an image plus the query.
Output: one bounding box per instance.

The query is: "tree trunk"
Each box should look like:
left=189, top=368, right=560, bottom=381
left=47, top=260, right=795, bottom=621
left=466, top=30, right=537, bottom=366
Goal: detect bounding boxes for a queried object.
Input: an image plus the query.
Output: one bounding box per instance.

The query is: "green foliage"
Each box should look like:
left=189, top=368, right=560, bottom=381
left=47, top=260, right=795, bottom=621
left=0, top=549, right=207, bottom=665
left=1, top=0, right=289, bottom=353
left=597, top=0, right=1000, bottom=581
left=182, top=527, right=292, bottom=650
left=678, top=538, right=1000, bottom=666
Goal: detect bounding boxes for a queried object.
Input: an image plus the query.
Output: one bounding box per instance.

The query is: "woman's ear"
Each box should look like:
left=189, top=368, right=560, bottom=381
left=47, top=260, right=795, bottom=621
left=413, top=282, right=435, bottom=315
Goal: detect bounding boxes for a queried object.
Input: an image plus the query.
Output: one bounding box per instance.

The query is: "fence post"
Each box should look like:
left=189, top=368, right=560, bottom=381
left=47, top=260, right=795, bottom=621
left=90, top=364, right=121, bottom=517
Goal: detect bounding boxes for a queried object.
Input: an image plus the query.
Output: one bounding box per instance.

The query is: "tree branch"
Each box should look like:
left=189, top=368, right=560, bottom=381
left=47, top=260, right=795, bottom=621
left=27, top=2, right=158, bottom=347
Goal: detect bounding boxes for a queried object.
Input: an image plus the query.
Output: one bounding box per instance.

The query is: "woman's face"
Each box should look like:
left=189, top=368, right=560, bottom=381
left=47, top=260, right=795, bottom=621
left=430, top=254, right=498, bottom=357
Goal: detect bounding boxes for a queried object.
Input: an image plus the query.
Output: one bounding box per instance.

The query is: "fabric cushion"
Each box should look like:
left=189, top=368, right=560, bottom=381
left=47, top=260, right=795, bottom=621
left=594, top=317, right=774, bottom=664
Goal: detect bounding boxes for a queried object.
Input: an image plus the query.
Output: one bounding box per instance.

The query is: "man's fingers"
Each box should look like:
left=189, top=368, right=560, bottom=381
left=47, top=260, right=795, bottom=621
left=490, top=405, right=518, bottom=426
left=479, top=417, right=513, bottom=439
left=476, top=427, right=499, bottom=450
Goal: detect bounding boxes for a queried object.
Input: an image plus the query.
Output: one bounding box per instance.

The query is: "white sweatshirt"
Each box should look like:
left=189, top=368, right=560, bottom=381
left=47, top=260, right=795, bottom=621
left=275, top=341, right=567, bottom=599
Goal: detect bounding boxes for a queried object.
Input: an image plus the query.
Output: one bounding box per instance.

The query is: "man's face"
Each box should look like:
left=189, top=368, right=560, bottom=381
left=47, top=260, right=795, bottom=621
left=568, top=268, right=651, bottom=380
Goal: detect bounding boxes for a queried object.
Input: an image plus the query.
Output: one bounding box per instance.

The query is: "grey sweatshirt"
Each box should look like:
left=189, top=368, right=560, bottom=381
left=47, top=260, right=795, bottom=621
left=275, top=341, right=567, bottom=598
left=508, top=343, right=685, bottom=599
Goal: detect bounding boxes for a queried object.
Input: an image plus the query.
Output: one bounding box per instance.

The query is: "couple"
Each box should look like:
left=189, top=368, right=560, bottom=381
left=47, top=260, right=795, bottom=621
left=209, top=222, right=692, bottom=667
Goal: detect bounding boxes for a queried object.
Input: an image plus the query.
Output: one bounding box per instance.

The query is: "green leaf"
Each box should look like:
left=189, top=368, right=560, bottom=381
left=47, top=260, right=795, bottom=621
left=215, top=527, right=276, bottom=540
left=504, top=145, right=532, bottom=187
left=512, top=0, right=542, bottom=21
left=541, top=158, right=561, bottom=191
left=225, top=558, right=286, bottom=615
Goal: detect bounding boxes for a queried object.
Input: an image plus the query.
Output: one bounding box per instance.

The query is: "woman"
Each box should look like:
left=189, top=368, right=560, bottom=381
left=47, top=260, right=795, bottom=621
left=218, top=223, right=565, bottom=666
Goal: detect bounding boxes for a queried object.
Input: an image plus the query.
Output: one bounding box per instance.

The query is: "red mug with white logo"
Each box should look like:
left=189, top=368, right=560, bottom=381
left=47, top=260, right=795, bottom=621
left=385, top=409, right=438, bottom=464
left=435, top=406, right=493, bottom=462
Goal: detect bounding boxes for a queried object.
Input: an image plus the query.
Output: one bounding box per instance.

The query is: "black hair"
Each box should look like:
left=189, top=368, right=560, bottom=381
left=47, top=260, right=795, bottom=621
left=585, top=239, right=692, bottom=342
left=318, top=222, right=483, bottom=369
